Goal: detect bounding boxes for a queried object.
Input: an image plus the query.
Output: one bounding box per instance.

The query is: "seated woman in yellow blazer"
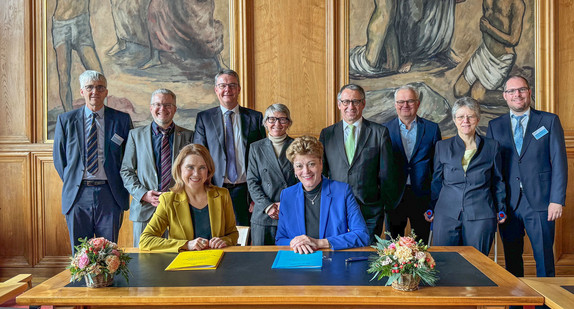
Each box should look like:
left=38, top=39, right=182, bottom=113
left=140, top=144, right=238, bottom=252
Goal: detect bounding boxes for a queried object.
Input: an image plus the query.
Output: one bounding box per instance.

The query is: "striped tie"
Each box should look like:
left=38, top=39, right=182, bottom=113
left=159, top=128, right=172, bottom=192
left=86, top=113, right=99, bottom=174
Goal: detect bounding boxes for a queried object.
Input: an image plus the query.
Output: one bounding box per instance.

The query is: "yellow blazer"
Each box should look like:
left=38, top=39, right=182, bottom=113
left=139, top=187, right=239, bottom=252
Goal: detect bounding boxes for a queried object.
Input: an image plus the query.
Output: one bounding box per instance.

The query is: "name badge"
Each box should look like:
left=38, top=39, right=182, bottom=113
left=111, top=133, right=124, bottom=146
left=532, top=126, right=548, bottom=140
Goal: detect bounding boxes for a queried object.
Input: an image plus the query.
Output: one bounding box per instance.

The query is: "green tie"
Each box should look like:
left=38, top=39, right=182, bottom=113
left=345, top=124, right=356, bottom=163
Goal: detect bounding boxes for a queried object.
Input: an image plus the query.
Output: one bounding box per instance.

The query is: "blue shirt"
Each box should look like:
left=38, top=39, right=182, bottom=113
left=83, top=106, right=106, bottom=180
left=151, top=121, right=175, bottom=190
left=398, top=117, right=417, bottom=184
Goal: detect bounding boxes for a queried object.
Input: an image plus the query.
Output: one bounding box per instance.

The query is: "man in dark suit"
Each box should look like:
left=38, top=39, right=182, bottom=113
left=121, top=89, right=193, bottom=247
left=193, top=69, right=266, bottom=226
left=53, top=70, right=133, bottom=253
left=383, top=85, right=441, bottom=243
left=319, top=84, right=399, bottom=243
left=487, top=75, right=567, bottom=277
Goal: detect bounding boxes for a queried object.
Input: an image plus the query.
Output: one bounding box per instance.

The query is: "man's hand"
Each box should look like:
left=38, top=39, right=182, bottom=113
left=548, top=203, right=563, bottom=221
left=266, top=203, right=279, bottom=220
left=141, top=190, right=161, bottom=207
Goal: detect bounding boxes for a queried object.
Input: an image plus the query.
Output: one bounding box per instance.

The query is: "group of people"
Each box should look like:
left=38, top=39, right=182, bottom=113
left=54, top=69, right=566, bottom=279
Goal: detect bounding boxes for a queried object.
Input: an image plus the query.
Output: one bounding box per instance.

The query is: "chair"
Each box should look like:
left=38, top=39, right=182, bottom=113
left=0, top=274, right=32, bottom=305
left=236, top=226, right=250, bottom=246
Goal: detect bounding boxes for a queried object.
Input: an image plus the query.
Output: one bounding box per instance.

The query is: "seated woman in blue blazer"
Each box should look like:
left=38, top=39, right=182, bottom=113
left=429, top=97, right=506, bottom=256
left=275, top=136, right=369, bottom=253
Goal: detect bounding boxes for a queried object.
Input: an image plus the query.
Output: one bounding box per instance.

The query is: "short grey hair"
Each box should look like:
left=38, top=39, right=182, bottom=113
left=337, top=84, right=365, bottom=101
left=263, top=103, right=292, bottom=126
left=214, top=69, right=240, bottom=86
left=394, top=85, right=420, bottom=102
left=150, top=88, right=177, bottom=105
left=451, top=97, right=481, bottom=120
left=79, top=70, right=107, bottom=88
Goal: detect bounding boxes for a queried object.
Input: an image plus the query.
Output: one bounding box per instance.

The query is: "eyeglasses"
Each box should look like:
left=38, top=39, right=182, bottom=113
left=151, top=103, right=175, bottom=109
left=395, top=99, right=418, bottom=106
left=216, top=83, right=239, bottom=90
left=339, top=99, right=364, bottom=107
left=455, top=115, right=478, bottom=121
left=503, top=87, right=529, bottom=94
left=84, top=85, right=107, bottom=92
left=267, top=117, right=290, bottom=124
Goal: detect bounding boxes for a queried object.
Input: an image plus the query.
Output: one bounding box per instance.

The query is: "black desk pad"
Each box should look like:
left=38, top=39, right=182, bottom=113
left=561, top=285, right=574, bottom=294
left=66, top=251, right=496, bottom=288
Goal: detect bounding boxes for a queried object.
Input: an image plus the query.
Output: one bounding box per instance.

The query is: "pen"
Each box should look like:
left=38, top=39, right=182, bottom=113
left=345, top=256, right=369, bottom=263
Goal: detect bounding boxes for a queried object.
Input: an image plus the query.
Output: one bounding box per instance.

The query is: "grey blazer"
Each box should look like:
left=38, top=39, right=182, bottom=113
left=247, top=137, right=297, bottom=226
left=120, top=123, right=193, bottom=222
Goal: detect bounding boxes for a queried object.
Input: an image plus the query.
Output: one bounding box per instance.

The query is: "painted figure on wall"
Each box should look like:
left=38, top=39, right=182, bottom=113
left=107, top=0, right=151, bottom=56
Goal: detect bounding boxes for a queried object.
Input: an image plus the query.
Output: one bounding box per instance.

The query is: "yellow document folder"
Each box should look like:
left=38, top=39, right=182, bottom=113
left=165, top=250, right=224, bottom=271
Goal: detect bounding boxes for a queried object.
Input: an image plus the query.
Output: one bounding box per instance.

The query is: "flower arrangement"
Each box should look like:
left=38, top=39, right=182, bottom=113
left=368, top=231, right=439, bottom=287
left=68, top=237, right=131, bottom=285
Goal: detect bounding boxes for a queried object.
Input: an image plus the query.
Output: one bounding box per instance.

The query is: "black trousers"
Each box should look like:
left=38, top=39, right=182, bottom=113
left=223, top=182, right=251, bottom=226
left=385, top=186, right=431, bottom=244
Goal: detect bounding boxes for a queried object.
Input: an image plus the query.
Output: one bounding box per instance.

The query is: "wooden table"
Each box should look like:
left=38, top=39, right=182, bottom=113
left=520, top=277, right=574, bottom=309
left=17, top=246, right=543, bottom=309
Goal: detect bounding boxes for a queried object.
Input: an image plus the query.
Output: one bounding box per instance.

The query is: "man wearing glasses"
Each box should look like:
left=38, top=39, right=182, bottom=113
left=319, top=84, right=400, bottom=243
left=382, top=85, right=441, bottom=244
left=120, top=89, right=193, bottom=247
left=193, top=69, right=266, bottom=227
left=53, top=70, right=133, bottom=253
left=487, top=75, right=567, bottom=278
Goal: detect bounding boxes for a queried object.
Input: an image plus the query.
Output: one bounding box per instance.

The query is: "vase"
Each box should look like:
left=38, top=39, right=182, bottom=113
left=391, top=274, right=421, bottom=291
left=84, top=273, right=114, bottom=288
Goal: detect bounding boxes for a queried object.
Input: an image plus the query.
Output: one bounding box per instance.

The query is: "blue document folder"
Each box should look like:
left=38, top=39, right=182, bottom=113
left=271, top=250, right=323, bottom=269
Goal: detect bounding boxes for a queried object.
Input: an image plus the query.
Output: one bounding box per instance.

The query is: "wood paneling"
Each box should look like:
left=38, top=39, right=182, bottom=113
left=557, top=0, right=574, bottom=130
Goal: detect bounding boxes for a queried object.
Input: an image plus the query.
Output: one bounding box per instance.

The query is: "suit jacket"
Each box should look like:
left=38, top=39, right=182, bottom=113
left=487, top=108, right=567, bottom=210
left=246, top=137, right=297, bottom=226
left=53, top=106, right=133, bottom=214
left=120, top=123, right=194, bottom=222
left=383, top=116, right=441, bottom=202
left=139, top=188, right=239, bottom=252
left=193, top=106, right=266, bottom=186
left=319, top=118, right=400, bottom=218
left=275, top=177, right=369, bottom=250
left=430, top=134, right=506, bottom=220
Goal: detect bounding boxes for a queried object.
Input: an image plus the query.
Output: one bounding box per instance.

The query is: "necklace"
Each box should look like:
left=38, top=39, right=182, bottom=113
left=306, top=192, right=320, bottom=205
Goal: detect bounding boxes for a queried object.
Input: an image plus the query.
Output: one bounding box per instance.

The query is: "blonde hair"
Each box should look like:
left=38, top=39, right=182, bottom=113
left=286, top=135, right=324, bottom=163
left=171, top=144, right=215, bottom=193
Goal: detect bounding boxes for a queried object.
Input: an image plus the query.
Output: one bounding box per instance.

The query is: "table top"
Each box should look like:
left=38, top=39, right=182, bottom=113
left=17, top=246, right=544, bottom=308
left=520, top=277, right=574, bottom=309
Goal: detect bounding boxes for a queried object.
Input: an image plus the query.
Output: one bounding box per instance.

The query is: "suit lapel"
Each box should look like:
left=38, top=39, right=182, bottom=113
left=261, top=139, right=284, bottom=179
left=279, top=137, right=294, bottom=181
left=172, top=125, right=182, bottom=162
left=388, top=118, right=408, bottom=162
left=319, top=178, right=332, bottom=239
left=411, top=117, right=425, bottom=160
left=333, top=122, right=350, bottom=168
left=209, top=108, right=225, bottom=150
left=144, top=124, right=156, bottom=169
left=520, top=109, right=542, bottom=158
left=239, top=107, right=249, bottom=148
left=174, top=192, right=194, bottom=239
left=207, top=189, right=222, bottom=238
left=74, top=109, right=86, bottom=161
left=104, top=107, right=114, bottom=160
left=352, top=119, right=371, bottom=166
left=295, top=183, right=306, bottom=235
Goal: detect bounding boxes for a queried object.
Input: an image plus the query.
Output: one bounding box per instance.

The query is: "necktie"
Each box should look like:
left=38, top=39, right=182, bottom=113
left=224, top=110, right=238, bottom=182
left=513, top=114, right=526, bottom=154
left=345, top=124, right=356, bottom=164
left=159, top=127, right=173, bottom=192
left=86, top=113, right=99, bottom=174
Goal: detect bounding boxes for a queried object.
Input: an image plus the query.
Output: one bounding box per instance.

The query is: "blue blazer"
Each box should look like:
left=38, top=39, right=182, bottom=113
left=193, top=106, right=266, bottom=187
left=53, top=106, right=133, bottom=214
left=275, top=177, right=369, bottom=250
left=430, top=134, right=506, bottom=220
left=487, top=109, right=567, bottom=210
left=383, top=116, right=441, bottom=202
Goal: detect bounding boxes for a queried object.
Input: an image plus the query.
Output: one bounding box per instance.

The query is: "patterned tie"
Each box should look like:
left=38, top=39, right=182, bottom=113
left=513, top=114, right=527, bottom=155
left=345, top=124, right=356, bottom=164
left=224, top=110, right=238, bottom=182
left=86, top=113, right=99, bottom=174
left=159, top=127, right=173, bottom=192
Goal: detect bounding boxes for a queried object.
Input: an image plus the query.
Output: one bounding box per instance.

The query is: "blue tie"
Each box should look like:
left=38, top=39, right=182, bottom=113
left=224, top=110, right=238, bottom=183
left=86, top=113, right=99, bottom=174
left=513, top=114, right=526, bottom=155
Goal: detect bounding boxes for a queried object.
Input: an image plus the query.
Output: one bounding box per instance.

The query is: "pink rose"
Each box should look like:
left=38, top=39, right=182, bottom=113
left=89, top=237, right=105, bottom=252
left=388, top=243, right=396, bottom=250
left=398, top=237, right=417, bottom=248
left=78, top=253, right=90, bottom=269
left=106, top=255, right=120, bottom=273
left=111, top=249, right=120, bottom=257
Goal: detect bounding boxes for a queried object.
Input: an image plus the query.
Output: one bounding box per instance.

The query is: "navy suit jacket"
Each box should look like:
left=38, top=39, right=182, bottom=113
left=193, top=106, right=265, bottom=187
left=383, top=116, right=441, bottom=202
left=275, top=177, right=370, bottom=250
left=53, top=106, right=133, bottom=214
left=487, top=109, right=567, bottom=210
left=431, top=134, right=506, bottom=220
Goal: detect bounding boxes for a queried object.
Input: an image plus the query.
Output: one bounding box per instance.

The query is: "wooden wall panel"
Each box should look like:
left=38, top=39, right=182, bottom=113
left=557, top=0, right=574, bottom=131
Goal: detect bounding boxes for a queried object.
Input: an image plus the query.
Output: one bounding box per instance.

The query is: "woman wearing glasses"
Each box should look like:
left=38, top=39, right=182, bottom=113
left=247, top=104, right=298, bottom=245
left=275, top=136, right=369, bottom=253
left=428, top=97, right=506, bottom=256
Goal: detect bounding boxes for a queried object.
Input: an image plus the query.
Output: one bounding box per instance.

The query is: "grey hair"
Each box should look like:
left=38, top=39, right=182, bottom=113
left=263, top=103, right=292, bottom=126
left=214, top=69, right=240, bottom=86
left=337, top=84, right=365, bottom=101
left=451, top=97, right=481, bottom=120
left=79, top=70, right=107, bottom=88
left=394, top=85, right=420, bottom=102
left=150, top=88, right=177, bottom=105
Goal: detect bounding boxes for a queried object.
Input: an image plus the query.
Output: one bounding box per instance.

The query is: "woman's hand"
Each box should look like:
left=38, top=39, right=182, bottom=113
left=209, top=237, right=228, bottom=249
left=290, top=235, right=327, bottom=254
left=186, top=238, right=209, bottom=251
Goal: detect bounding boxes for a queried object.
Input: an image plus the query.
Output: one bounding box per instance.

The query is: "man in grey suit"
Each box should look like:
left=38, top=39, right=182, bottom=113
left=121, top=89, right=193, bottom=247
left=319, top=84, right=400, bottom=243
left=193, top=69, right=266, bottom=226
